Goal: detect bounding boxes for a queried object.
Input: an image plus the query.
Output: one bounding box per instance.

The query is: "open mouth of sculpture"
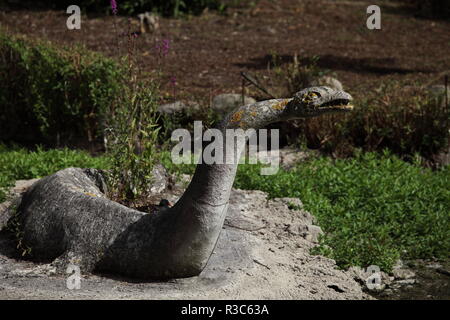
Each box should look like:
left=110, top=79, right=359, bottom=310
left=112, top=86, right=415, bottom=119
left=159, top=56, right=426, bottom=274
left=320, top=99, right=354, bottom=111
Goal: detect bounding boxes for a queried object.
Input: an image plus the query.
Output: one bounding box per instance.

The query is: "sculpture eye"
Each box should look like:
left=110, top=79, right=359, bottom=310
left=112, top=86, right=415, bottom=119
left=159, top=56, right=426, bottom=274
left=309, top=92, right=320, bottom=99
left=301, top=91, right=320, bottom=102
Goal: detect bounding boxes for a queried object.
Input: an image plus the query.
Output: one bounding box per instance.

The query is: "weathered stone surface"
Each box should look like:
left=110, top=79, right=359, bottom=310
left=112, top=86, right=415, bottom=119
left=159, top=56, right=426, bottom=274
left=311, top=76, right=343, bottom=91
left=11, top=168, right=216, bottom=279
left=211, top=94, right=256, bottom=115
left=348, top=266, right=366, bottom=283
left=138, top=12, right=159, bottom=34
left=148, top=164, right=169, bottom=194
left=158, top=101, right=200, bottom=114
left=301, top=225, right=324, bottom=243
left=0, top=186, right=369, bottom=299
left=395, top=279, right=416, bottom=286
left=347, top=266, right=392, bottom=292
left=434, top=144, right=450, bottom=167
left=392, top=268, right=416, bottom=280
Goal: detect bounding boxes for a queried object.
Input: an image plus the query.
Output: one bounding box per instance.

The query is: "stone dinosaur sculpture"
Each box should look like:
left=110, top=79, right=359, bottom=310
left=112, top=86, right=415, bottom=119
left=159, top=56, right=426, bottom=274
left=11, top=86, right=353, bottom=279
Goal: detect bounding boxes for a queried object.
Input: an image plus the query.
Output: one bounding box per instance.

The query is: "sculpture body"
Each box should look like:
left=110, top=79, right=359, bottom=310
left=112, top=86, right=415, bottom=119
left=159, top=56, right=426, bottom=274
left=12, top=87, right=353, bottom=279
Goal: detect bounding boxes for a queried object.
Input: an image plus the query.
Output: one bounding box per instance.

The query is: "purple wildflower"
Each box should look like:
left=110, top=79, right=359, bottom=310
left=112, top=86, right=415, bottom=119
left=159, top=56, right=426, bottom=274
left=170, top=76, right=177, bottom=99
left=110, top=0, right=118, bottom=15
left=162, top=39, right=170, bottom=56
left=156, top=39, right=170, bottom=57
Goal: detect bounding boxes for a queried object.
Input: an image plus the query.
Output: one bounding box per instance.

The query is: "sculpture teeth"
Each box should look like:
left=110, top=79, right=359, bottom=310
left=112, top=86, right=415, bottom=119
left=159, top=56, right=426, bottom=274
left=337, top=103, right=354, bottom=110
left=320, top=99, right=353, bottom=110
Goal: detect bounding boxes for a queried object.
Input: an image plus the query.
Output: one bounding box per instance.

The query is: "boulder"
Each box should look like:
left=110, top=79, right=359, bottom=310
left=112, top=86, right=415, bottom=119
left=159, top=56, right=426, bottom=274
left=347, top=266, right=392, bottom=292
left=285, top=224, right=323, bottom=243
left=138, top=12, right=159, bottom=34
left=311, top=76, right=343, bottom=91
left=392, top=268, right=416, bottom=280
left=301, top=225, right=324, bottom=243
left=148, top=164, right=169, bottom=194
left=158, top=101, right=200, bottom=114
left=211, top=94, right=256, bottom=115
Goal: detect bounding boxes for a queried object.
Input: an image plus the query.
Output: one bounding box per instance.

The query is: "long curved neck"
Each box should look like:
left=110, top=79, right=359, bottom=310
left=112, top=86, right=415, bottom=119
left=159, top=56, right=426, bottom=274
left=162, top=99, right=292, bottom=275
left=176, top=98, right=292, bottom=210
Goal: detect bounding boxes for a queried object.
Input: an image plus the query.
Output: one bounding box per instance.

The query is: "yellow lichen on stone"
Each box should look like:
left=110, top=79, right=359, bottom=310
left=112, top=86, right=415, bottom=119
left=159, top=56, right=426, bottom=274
left=302, top=92, right=318, bottom=103
left=84, top=192, right=97, bottom=197
left=231, top=110, right=243, bottom=123
left=272, top=99, right=289, bottom=110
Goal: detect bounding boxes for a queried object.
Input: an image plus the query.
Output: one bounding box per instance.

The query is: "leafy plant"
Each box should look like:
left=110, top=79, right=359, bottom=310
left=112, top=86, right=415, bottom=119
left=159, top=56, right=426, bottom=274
left=231, top=151, right=450, bottom=271
left=101, top=14, right=163, bottom=205
left=104, top=77, right=161, bottom=203
left=302, top=81, right=450, bottom=160
left=253, top=55, right=450, bottom=161
left=0, top=30, right=124, bottom=147
left=159, top=149, right=450, bottom=271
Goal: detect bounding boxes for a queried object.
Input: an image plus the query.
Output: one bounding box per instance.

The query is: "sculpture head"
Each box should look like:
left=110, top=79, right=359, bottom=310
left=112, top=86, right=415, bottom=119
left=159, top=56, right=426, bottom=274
left=287, top=86, right=354, bottom=118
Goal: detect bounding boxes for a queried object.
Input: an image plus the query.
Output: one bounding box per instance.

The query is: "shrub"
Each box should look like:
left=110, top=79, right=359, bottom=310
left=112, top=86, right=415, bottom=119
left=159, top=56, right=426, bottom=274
left=104, top=77, right=162, bottom=203
left=0, top=31, right=124, bottom=147
left=300, top=81, right=450, bottom=160
left=253, top=55, right=450, bottom=161
left=161, top=149, right=450, bottom=271
left=232, top=151, right=450, bottom=271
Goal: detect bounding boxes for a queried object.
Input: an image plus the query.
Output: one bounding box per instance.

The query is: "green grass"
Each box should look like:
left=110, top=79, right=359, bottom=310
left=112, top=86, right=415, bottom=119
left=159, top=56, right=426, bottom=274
left=0, top=145, right=110, bottom=202
left=233, top=151, right=450, bottom=272
left=1, top=146, right=449, bottom=272
left=163, top=150, right=450, bottom=271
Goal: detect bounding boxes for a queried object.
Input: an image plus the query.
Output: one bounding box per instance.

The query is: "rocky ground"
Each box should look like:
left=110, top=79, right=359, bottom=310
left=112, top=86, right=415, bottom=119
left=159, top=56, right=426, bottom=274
left=0, top=0, right=448, bottom=300
left=0, top=176, right=372, bottom=300
left=1, top=152, right=449, bottom=300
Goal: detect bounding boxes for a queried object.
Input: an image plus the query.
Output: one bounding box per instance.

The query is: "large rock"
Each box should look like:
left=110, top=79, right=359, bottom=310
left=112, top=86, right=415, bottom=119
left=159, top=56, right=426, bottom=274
left=148, top=164, right=169, bottom=194
left=392, top=268, right=416, bottom=280
left=138, top=12, right=159, bottom=34
left=8, top=168, right=200, bottom=279
left=348, top=266, right=391, bottom=292
left=211, top=94, right=256, bottom=115
left=311, top=76, right=343, bottom=91
left=158, top=101, right=200, bottom=114
left=253, top=147, right=313, bottom=170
